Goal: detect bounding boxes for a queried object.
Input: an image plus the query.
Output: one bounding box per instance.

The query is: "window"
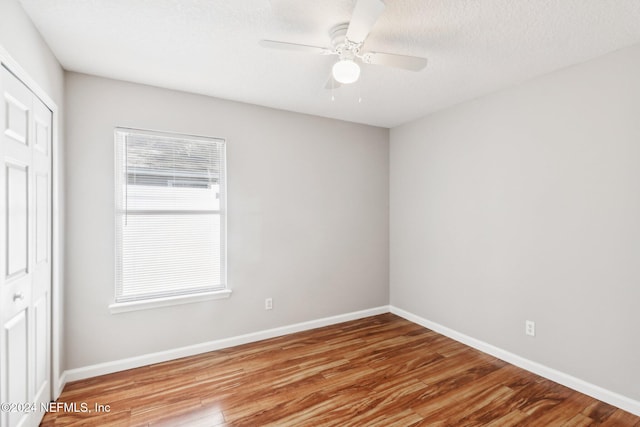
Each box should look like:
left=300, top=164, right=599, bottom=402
left=113, top=128, right=227, bottom=308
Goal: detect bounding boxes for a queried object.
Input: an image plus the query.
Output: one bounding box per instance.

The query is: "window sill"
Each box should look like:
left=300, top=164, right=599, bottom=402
left=109, top=289, right=232, bottom=314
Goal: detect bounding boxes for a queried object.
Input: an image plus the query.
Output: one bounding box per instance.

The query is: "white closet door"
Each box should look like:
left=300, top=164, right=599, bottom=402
left=0, top=65, right=52, bottom=427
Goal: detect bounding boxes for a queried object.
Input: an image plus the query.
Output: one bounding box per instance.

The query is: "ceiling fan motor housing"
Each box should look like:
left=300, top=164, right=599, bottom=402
left=330, top=23, right=360, bottom=59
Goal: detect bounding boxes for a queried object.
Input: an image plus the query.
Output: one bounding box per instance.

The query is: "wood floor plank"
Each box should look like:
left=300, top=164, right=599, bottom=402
left=41, top=313, right=640, bottom=426
left=482, top=408, right=530, bottom=426
left=600, top=409, right=640, bottom=427
left=582, top=400, right=619, bottom=423
left=513, top=392, right=597, bottom=427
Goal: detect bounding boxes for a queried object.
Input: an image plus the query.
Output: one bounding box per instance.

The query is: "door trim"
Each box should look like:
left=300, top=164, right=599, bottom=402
left=0, top=45, right=64, bottom=400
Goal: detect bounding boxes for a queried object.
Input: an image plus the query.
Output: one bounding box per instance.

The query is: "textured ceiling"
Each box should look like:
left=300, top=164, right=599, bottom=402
left=18, top=0, right=640, bottom=127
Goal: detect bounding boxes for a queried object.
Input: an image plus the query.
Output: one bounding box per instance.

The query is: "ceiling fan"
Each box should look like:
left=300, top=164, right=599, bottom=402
left=259, top=0, right=428, bottom=88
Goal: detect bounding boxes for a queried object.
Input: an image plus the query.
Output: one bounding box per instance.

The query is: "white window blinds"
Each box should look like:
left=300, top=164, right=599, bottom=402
left=114, top=128, right=226, bottom=303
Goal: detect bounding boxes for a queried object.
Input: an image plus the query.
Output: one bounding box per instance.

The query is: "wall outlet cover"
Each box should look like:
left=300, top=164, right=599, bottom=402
left=525, top=320, right=535, bottom=337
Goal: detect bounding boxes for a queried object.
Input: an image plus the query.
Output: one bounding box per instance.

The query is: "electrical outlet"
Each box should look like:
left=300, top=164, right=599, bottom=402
left=525, top=320, right=535, bottom=337
left=265, top=298, right=273, bottom=310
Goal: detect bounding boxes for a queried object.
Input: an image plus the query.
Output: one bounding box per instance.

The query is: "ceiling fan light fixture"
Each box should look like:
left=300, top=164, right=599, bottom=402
left=332, top=59, right=360, bottom=84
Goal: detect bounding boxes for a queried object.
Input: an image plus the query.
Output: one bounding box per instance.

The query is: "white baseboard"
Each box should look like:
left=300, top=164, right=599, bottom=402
left=55, top=371, right=67, bottom=400
left=63, top=305, right=390, bottom=383
left=390, top=306, right=640, bottom=417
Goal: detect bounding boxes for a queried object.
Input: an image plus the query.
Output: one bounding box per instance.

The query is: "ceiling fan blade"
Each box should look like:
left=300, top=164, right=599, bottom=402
left=259, top=40, right=333, bottom=55
left=345, top=0, right=385, bottom=44
left=364, top=51, right=428, bottom=71
left=324, top=76, right=342, bottom=90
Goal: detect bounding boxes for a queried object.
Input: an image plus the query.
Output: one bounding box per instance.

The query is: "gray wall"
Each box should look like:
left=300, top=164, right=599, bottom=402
left=0, top=0, right=66, bottom=388
left=390, top=43, right=640, bottom=400
left=65, top=72, right=389, bottom=369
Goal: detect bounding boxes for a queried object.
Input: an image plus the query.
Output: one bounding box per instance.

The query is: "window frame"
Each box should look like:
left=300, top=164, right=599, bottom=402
left=109, top=127, right=230, bottom=314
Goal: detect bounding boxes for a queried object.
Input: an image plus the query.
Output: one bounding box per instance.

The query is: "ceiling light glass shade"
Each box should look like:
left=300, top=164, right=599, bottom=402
left=332, top=59, right=361, bottom=84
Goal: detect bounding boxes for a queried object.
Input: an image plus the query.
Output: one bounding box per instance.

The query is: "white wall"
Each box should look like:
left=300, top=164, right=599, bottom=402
left=0, top=0, right=66, bottom=393
left=64, top=72, right=389, bottom=369
left=0, top=0, right=63, bottom=102
left=390, top=43, right=640, bottom=401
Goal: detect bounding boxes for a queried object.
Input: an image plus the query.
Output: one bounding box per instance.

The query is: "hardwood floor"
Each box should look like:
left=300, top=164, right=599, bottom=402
left=41, top=314, right=640, bottom=426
